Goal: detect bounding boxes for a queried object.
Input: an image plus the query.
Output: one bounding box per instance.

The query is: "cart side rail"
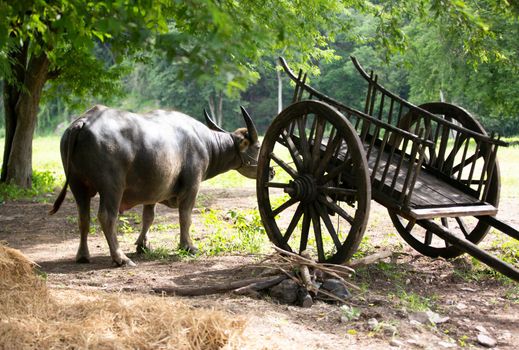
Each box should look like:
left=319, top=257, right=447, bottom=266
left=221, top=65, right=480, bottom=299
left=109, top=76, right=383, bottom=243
left=350, top=56, right=508, bottom=148
left=279, top=57, right=430, bottom=209
left=350, top=56, right=505, bottom=203
left=279, top=56, right=505, bottom=205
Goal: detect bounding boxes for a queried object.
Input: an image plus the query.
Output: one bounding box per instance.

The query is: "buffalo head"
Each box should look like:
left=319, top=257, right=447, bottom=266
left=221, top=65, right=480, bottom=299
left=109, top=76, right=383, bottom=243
left=204, top=106, right=261, bottom=179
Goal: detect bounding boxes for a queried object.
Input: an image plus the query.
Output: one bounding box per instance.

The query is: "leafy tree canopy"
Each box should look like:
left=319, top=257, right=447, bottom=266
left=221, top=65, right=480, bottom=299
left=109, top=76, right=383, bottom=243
left=1, top=0, right=518, bottom=187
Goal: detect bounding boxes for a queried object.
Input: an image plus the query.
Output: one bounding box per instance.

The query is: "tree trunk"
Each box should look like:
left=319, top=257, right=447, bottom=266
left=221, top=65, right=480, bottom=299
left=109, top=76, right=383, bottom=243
left=216, top=90, right=223, bottom=127
left=1, top=49, right=49, bottom=188
left=207, top=91, right=224, bottom=128
left=1, top=83, right=18, bottom=183
left=208, top=94, right=216, bottom=119
left=277, top=67, right=283, bottom=113
left=1, top=40, right=28, bottom=183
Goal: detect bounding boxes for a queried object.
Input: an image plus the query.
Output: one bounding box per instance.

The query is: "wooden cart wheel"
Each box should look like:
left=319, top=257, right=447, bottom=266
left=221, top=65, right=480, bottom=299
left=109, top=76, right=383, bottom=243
left=389, top=102, right=500, bottom=258
left=257, top=100, right=371, bottom=263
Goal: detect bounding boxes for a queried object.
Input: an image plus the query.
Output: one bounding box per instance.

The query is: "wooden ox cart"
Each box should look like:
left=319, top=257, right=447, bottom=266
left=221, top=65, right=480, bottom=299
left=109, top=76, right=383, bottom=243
left=255, top=56, right=519, bottom=281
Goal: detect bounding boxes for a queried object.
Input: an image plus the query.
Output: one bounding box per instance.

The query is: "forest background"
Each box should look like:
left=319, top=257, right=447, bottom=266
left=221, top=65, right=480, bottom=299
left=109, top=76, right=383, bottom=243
left=1, top=0, right=518, bottom=188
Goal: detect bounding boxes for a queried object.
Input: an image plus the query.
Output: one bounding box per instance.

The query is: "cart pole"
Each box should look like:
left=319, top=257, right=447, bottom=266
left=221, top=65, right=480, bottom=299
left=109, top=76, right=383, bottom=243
left=418, top=219, right=519, bottom=282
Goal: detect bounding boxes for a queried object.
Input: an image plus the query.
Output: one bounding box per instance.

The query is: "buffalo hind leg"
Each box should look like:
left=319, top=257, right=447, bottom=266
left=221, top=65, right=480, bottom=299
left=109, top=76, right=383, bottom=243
left=135, top=204, right=155, bottom=254
left=98, top=192, right=135, bottom=266
left=70, top=180, right=92, bottom=263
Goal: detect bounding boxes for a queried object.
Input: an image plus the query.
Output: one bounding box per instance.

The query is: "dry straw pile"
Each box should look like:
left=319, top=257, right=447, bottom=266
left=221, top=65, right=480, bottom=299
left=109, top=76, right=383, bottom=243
left=0, top=244, right=245, bottom=349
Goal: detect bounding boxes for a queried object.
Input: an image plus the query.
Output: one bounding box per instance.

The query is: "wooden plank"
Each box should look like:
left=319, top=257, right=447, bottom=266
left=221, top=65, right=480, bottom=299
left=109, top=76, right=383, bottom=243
left=409, top=204, right=497, bottom=219
left=317, top=132, right=485, bottom=212
left=363, top=143, right=481, bottom=208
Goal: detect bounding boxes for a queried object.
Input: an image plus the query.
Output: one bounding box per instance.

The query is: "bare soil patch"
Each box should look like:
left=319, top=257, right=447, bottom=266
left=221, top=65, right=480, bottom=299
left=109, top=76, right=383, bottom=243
left=1, top=187, right=518, bottom=349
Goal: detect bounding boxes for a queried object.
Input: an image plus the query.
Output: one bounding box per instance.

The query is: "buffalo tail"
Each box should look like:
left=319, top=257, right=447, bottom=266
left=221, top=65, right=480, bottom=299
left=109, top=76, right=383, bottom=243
left=49, top=119, right=84, bottom=215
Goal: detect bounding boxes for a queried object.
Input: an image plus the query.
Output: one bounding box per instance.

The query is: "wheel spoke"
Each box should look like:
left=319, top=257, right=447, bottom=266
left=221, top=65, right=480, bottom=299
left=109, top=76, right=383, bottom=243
left=315, top=131, right=342, bottom=178
left=318, top=196, right=354, bottom=225
left=272, top=197, right=298, bottom=217
left=309, top=204, right=325, bottom=262
left=281, top=130, right=303, bottom=172
left=322, top=159, right=352, bottom=183
left=405, top=220, right=416, bottom=232
left=299, top=208, right=311, bottom=253
left=266, top=182, right=290, bottom=189
left=441, top=217, right=449, bottom=228
left=455, top=217, right=470, bottom=238
left=282, top=203, right=304, bottom=244
left=311, top=116, right=326, bottom=169
left=308, top=114, right=318, bottom=145
left=314, top=202, right=342, bottom=251
left=270, top=152, right=298, bottom=179
left=424, top=230, right=433, bottom=245
left=297, top=116, right=312, bottom=170
left=319, top=186, right=357, bottom=197
left=444, top=135, right=467, bottom=172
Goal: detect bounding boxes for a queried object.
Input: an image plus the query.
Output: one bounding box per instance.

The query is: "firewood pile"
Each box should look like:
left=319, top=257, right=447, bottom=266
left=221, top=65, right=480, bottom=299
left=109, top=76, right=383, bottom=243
left=154, top=246, right=365, bottom=307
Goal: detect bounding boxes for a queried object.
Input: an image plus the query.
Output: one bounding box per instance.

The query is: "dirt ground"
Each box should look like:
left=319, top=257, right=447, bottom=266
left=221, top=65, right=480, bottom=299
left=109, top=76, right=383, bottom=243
left=1, top=185, right=518, bottom=349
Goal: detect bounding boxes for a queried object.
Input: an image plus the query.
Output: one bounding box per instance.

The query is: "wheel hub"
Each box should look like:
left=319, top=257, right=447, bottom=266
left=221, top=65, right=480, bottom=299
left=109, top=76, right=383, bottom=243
left=285, top=174, right=317, bottom=202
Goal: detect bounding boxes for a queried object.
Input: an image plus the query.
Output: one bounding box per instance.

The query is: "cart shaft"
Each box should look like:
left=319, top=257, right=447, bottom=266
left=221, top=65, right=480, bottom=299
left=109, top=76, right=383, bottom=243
left=478, top=215, right=519, bottom=241
left=417, top=219, right=519, bottom=282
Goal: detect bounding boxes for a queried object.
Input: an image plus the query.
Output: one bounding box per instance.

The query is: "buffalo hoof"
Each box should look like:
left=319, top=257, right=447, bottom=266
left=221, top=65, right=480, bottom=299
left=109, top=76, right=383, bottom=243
left=76, top=256, right=91, bottom=264
left=135, top=244, right=148, bottom=255
left=112, top=257, right=137, bottom=267
left=180, top=245, right=199, bottom=255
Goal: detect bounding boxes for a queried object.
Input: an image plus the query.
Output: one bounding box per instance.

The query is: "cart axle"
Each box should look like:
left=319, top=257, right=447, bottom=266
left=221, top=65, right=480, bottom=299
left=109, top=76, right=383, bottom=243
left=285, top=175, right=318, bottom=202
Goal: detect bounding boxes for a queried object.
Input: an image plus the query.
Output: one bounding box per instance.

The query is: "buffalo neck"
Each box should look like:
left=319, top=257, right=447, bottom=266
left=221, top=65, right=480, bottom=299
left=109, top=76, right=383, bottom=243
left=204, top=131, right=241, bottom=180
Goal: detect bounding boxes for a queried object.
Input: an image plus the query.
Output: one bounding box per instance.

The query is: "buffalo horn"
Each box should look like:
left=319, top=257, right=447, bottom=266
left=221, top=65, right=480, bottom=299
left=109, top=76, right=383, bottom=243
left=240, top=106, right=258, bottom=142
left=204, top=109, right=226, bottom=133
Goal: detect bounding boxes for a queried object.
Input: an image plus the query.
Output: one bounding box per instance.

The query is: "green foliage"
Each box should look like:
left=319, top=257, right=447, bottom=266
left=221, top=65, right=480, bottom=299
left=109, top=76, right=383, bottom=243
left=340, top=305, right=362, bottom=321
left=199, top=208, right=269, bottom=256
left=3, top=1, right=517, bottom=137
left=0, top=170, right=60, bottom=203
left=141, top=246, right=176, bottom=261
left=400, top=1, right=519, bottom=135
left=395, top=290, right=434, bottom=312
left=459, top=234, right=519, bottom=283
left=352, top=235, right=377, bottom=259
left=118, top=216, right=136, bottom=235
left=203, top=170, right=256, bottom=189
left=1, top=0, right=171, bottom=98
left=151, top=222, right=180, bottom=233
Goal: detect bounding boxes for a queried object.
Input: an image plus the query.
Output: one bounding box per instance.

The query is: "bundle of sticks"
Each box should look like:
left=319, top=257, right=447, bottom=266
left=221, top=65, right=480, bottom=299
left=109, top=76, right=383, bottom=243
left=152, top=246, right=393, bottom=307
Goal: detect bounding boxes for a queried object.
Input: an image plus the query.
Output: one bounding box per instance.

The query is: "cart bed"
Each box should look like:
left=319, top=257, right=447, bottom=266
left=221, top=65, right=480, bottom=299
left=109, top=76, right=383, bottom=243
left=363, top=143, right=498, bottom=219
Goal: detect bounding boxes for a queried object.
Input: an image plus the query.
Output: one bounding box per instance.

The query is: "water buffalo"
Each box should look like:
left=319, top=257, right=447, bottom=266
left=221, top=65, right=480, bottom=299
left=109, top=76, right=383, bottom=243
left=50, top=105, right=264, bottom=266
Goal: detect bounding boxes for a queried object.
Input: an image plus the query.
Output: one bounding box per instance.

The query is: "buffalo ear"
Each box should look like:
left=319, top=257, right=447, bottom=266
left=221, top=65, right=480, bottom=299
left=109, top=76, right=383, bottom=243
left=240, top=106, right=258, bottom=143
left=204, top=109, right=226, bottom=132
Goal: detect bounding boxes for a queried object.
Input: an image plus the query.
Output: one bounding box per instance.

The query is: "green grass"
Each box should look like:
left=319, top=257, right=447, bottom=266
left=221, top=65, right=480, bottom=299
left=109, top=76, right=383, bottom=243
left=202, top=170, right=256, bottom=189
left=453, top=234, right=519, bottom=285
left=498, top=142, right=519, bottom=190
left=0, top=136, right=65, bottom=175
left=198, top=208, right=270, bottom=256
left=0, top=136, right=64, bottom=203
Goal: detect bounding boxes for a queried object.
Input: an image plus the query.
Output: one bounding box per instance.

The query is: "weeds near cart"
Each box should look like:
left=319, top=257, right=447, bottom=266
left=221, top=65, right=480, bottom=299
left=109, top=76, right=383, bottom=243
left=200, top=208, right=270, bottom=256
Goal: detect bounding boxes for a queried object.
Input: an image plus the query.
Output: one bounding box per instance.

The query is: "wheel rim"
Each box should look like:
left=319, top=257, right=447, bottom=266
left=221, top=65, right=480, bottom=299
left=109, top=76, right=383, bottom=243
left=257, top=100, right=371, bottom=263
left=389, top=102, right=500, bottom=258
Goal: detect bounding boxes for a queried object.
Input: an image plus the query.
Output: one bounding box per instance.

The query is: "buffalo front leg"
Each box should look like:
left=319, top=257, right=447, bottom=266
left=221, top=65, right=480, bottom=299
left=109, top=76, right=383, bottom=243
left=178, top=191, right=199, bottom=254
left=98, top=194, right=135, bottom=267
left=135, top=204, right=156, bottom=254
